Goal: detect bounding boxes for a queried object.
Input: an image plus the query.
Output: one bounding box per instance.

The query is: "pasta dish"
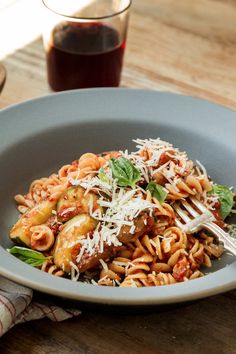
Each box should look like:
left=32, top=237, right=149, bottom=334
left=8, top=138, right=235, bottom=287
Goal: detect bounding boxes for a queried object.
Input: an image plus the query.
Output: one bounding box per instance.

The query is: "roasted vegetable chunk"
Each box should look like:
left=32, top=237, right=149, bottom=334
left=118, top=214, right=154, bottom=243
left=10, top=199, right=57, bottom=247
left=74, top=245, right=119, bottom=273
left=57, top=186, right=100, bottom=222
left=53, top=214, right=98, bottom=272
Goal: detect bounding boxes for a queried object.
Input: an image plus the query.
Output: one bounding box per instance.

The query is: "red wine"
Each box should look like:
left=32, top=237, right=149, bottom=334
left=46, top=22, right=126, bottom=91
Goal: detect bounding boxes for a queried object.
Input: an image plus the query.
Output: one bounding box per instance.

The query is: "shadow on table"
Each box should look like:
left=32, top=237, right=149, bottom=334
left=33, top=290, right=200, bottom=315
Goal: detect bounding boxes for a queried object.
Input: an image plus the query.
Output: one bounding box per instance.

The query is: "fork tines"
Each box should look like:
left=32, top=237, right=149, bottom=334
left=173, top=197, right=215, bottom=234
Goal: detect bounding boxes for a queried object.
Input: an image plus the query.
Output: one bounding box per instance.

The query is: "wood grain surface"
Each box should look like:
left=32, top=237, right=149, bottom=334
left=1, top=0, right=236, bottom=353
left=0, top=62, right=6, bottom=94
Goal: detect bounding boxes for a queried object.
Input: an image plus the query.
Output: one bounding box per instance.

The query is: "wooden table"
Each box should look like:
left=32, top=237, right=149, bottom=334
left=1, top=0, right=236, bottom=352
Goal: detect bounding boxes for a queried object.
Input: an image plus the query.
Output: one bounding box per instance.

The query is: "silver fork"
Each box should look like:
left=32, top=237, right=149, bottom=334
left=173, top=196, right=236, bottom=255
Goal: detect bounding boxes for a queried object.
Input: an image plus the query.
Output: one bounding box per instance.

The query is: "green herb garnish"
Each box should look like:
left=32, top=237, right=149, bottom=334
left=209, top=184, right=234, bottom=219
left=109, top=157, right=141, bottom=188
left=98, top=167, right=109, bottom=183
left=146, top=181, right=167, bottom=204
left=7, top=246, right=52, bottom=267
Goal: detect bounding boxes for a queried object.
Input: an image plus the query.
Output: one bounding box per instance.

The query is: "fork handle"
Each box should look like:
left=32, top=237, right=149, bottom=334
left=202, top=222, right=236, bottom=255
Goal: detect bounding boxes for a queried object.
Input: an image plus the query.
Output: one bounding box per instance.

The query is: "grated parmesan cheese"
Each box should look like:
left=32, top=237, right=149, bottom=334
left=70, top=261, right=80, bottom=281
left=196, top=160, right=208, bottom=178
left=99, top=259, right=108, bottom=270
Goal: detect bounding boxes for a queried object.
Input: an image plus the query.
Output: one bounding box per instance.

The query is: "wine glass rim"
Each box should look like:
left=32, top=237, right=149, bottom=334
left=42, top=0, right=132, bottom=21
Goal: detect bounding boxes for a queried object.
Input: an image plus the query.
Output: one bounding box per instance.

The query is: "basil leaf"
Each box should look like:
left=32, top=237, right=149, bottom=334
left=146, top=181, right=167, bottom=204
left=98, top=167, right=109, bottom=183
left=7, top=246, right=52, bottom=267
left=109, top=157, right=141, bottom=188
left=209, top=184, right=234, bottom=219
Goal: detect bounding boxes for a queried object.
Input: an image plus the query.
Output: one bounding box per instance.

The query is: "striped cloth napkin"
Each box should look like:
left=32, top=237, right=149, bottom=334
left=0, top=277, right=81, bottom=337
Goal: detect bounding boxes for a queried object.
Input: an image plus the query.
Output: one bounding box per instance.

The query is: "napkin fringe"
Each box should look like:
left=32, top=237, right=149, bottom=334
left=0, top=277, right=81, bottom=337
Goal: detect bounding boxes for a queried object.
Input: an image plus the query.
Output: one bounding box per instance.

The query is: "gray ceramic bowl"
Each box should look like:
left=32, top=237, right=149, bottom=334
left=0, top=88, right=236, bottom=305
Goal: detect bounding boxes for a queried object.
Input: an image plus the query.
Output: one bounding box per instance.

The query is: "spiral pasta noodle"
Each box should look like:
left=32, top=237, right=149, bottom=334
left=41, top=260, right=64, bottom=277
left=30, top=225, right=55, bottom=251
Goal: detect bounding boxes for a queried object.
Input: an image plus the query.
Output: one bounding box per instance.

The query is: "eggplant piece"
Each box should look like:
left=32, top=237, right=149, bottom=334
left=76, top=245, right=117, bottom=273
left=10, top=199, right=57, bottom=247
left=57, top=186, right=100, bottom=222
left=118, top=214, right=154, bottom=244
left=53, top=214, right=98, bottom=273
